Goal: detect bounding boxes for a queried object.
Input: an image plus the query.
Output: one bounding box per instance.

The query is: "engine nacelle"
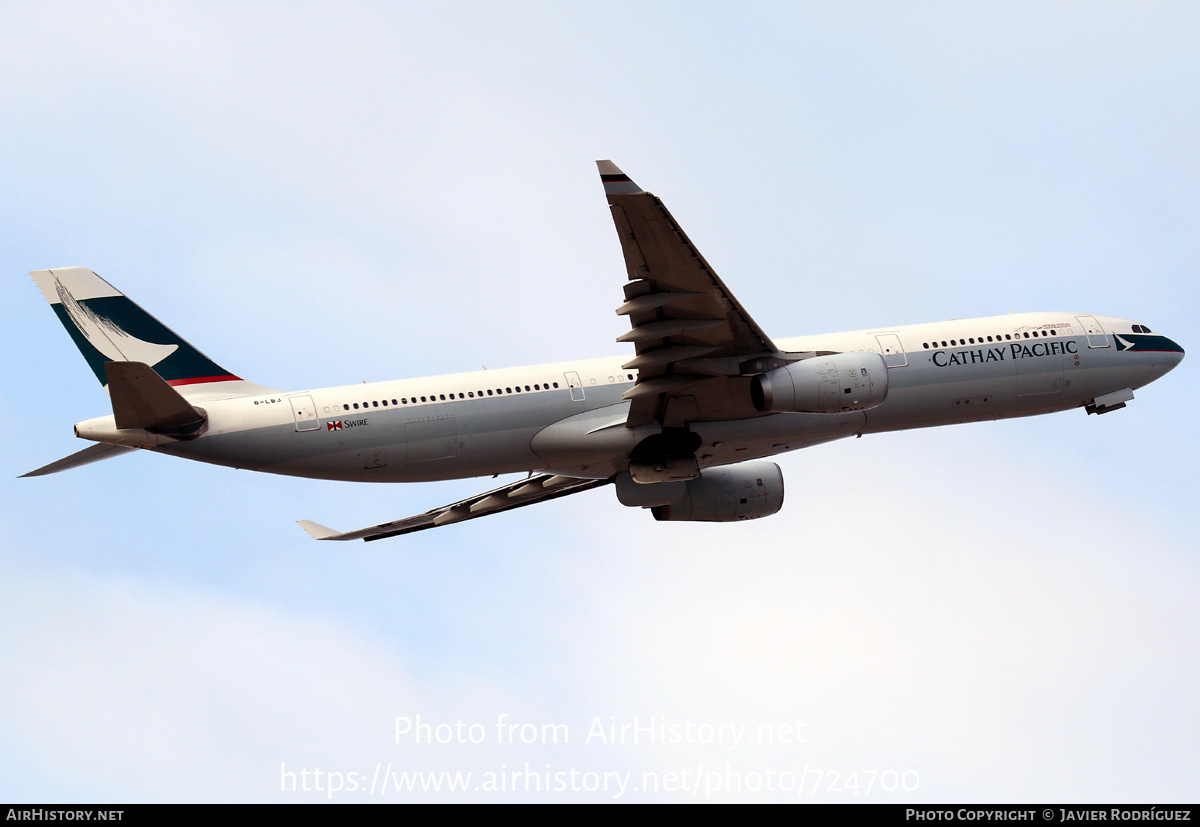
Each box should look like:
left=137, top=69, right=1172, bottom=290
left=650, top=461, right=784, bottom=523
left=751, top=352, right=889, bottom=413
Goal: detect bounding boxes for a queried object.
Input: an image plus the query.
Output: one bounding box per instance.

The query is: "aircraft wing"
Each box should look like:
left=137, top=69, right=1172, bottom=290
left=298, top=474, right=608, bottom=541
left=598, top=161, right=791, bottom=427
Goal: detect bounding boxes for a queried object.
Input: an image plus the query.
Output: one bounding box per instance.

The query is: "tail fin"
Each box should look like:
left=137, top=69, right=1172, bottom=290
left=30, top=267, right=276, bottom=400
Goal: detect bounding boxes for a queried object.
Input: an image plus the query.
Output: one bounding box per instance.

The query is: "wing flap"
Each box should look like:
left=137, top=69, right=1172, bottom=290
left=298, top=474, right=609, bottom=542
left=597, top=160, right=786, bottom=426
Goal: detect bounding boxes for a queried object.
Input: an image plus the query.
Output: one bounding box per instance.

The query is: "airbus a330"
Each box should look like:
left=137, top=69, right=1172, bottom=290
left=23, top=161, right=1184, bottom=541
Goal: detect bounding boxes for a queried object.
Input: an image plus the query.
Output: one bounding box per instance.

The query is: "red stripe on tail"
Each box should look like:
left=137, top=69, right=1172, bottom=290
left=166, top=375, right=243, bottom=386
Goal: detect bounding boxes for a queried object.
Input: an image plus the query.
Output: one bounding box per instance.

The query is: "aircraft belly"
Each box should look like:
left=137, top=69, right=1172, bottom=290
left=863, top=347, right=1023, bottom=432
left=156, top=422, right=327, bottom=473
left=690, top=411, right=865, bottom=467
left=858, top=336, right=1161, bottom=432
left=159, top=393, right=602, bottom=482
left=1067, top=351, right=1161, bottom=397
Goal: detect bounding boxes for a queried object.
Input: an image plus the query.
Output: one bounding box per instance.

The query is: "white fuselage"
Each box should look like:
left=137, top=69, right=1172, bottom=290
left=73, top=311, right=1183, bottom=484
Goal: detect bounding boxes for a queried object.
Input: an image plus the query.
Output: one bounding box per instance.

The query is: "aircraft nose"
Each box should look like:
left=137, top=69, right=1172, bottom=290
left=1166, top=337, right=1184, bottom=364
left=1152, top=336, right=1185, bottom=377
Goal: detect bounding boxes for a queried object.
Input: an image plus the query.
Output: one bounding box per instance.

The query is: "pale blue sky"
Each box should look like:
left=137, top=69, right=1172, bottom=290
left=1, top=1, right=1196, bottom=801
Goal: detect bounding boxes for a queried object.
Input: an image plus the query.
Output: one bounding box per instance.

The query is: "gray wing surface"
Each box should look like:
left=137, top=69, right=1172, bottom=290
left=298, top=474, right=608, bottom=542
left=598, top=161, right=791, bottom=427
left=20, top=442, right=137, bottom=477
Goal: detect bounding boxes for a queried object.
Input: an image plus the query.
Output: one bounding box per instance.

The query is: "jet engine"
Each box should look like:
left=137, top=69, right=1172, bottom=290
left=649, top=461, right=784, bottom=522
left=751, top=352, right=888, bottom=413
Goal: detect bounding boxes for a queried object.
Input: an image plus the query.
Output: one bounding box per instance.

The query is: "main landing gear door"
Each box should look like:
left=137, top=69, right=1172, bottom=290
left=289, top=395, right=320, bottom=432
left=875, top=334, right=908, bottom=367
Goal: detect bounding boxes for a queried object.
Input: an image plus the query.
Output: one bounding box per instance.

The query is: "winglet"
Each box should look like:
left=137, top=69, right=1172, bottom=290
left=297, top=520, right=345, bottom=540
left=596, top=160, right=644, bottom=195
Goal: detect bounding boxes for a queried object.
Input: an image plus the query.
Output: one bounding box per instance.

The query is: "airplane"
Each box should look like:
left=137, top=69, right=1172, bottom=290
left=23, top=161, right=1185, bottom=541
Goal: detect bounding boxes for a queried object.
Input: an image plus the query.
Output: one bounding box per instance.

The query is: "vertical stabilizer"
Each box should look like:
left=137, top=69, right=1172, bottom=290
left=30, top=267, right=276, bottom=400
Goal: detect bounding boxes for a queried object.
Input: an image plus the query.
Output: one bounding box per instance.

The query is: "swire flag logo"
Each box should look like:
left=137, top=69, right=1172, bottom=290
left=327, top=420, right=342, bottom=431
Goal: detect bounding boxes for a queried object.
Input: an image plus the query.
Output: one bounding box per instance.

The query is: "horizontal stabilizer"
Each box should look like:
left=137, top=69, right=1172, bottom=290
left=106, top=361, right=206, bottom=432
left=20, top=442, right=137, bottom=478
